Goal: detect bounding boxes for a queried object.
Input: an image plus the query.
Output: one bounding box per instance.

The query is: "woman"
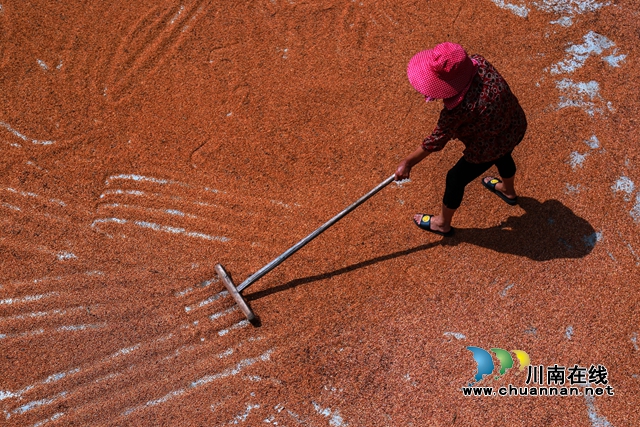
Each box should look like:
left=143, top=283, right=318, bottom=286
left=395, top=42, right=527, bottom=237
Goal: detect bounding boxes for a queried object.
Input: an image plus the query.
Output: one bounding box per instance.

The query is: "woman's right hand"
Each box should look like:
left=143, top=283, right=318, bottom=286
left=395, top=160, right=412, bottom=180
left=395, top=146, right=431, bottom=180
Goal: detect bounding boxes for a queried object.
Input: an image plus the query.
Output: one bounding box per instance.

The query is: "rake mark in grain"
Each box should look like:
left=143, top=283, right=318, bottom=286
left=94, top=173, right=301, bottom=246
left=1, top=276, right=241, bottom=421
left=6, top=315, right=259, bottom=425
left=103, top=1, right=208, bottom=103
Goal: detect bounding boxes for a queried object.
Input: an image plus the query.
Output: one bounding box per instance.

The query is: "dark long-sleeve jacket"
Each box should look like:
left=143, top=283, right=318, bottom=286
left=422, top=54, right=527, bottom=164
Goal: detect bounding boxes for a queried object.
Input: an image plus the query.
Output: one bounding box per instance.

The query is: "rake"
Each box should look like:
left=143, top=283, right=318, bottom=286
left=215, top=174, right=396, bottom=325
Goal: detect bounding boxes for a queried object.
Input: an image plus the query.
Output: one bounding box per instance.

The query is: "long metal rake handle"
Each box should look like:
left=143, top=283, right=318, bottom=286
left=236, top=174, right=396, bottom=292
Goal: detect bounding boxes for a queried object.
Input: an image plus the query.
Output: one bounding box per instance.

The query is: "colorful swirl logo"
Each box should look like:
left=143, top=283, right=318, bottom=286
left=467, top=347, right=530, bottom=383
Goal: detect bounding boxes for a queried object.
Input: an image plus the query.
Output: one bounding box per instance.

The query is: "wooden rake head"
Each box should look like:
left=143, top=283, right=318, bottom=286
left=214, top=263, right=260, bottom=326
left=213, top=175, right=395, bottom=327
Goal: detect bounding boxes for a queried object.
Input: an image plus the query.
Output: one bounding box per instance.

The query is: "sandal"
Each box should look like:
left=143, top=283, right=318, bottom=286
left=414, top=214, right=455, bottom=237
left=482, top=177, right=518, bottom=206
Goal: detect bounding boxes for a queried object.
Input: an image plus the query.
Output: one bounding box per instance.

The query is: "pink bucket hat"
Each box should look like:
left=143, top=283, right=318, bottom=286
left=407, top=42, right=478, bottom=104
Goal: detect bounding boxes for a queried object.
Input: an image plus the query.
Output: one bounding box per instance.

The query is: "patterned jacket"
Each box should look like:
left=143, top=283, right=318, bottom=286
left=422, top=54, right=527, bottom=164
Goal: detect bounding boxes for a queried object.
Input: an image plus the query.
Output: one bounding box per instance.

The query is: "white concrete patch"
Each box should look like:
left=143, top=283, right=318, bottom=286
left=565, top=326, right=574, bottom=339
left=610, top=173, right=639, bottom=222
left=170, top=5, right=185, bottom=24
left=56, top=252, right=77, bottom=261
left=92, top=217, right=127, bottom=225
left=209, top=306, right=238, bottom=321
left=56, top=324, right=105, bottom=332
left=43, top=368, right=81, bottom=384
left=0, top=390, right=20, bottom=401
left=104, top=175, right=223, bottom=194
left=533, top=0, right=610, bottom=15
left=444, top=332, right=467, bottom=340
left=490, top=0, right=530, bottom=17
left=122, top=349, right=274, bottom=416
left=631, top=333, right=638, bottom=351
left=227, top=403, right=260, bottom=424
left=218, top=320, right=249, bottom=336
left=0, top=121, right=55, bottom=145
left=218, top=348, right=234, bottom=358
left=100, top=203, right=198, bottom=219
left=584, top=135, right=600, bottom=149
left=13, top=392, right=67, bottom=415
left=565, top=183, right=583, bottom=194
left=100, top=189, right=146, bottom=198
left=499, top=283, right=516, bottom=297
left=105, top=174, right=188, bottom=187
left=2, top=323, right=104, bottom=340
left=111, top=344, right=141, bottom=358
left=1, top=202, right=21, bottom=211
left=584, top=393, right=613, bottom=426
left=602, top=52, right=626, bottom=67
left=611, top=176, right=635, bottom=201
left=0, top=292, right=58, bottom=305
left=550, top=31, right=624, bottom=75
left=91, top=217, right=229, bottom=242
left=263, top=407, right=282, bottom=424
left=184, top=290, right=228, bottom=312
left=175, top=277, right=217, bottom=297
left=165, top=208, right=188, bottom=216
left=37, top=59, right=49, bottom=70
left=556, top=79, right=610, bottom=116
left=0, top=366, right=80, bottom=411
left=568, top=151, right=588, bottom=169
left=32, top=412, right=64, bottom=427
left=312, top=402, right=348, bottom=426
left=551, top=16, right=573, bottom=26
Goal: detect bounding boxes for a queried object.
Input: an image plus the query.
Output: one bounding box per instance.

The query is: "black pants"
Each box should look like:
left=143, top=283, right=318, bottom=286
left=443, top=152, right=516, bottom=209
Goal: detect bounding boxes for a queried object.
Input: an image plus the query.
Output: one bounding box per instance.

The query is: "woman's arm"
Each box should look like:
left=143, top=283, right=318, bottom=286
left=395, top=146, right=432, bottom=180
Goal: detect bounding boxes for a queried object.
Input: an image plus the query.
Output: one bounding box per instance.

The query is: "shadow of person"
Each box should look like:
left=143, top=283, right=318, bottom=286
left=447, top=196, right=597, bottom=261
left=246, top=241, right=443, bottom=301
left=245, top=197, right=596, bottom=301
